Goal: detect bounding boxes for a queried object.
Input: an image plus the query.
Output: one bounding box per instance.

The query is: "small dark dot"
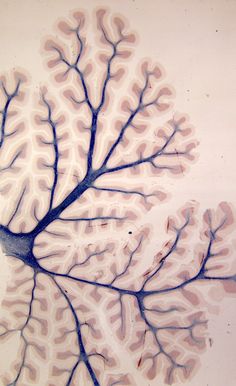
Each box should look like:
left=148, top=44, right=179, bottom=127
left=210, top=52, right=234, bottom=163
left=128, top=231, right=132, bottom=234
left=216, top=29, right=218, bottom=32
left=65, top=290, right=68, bottom=293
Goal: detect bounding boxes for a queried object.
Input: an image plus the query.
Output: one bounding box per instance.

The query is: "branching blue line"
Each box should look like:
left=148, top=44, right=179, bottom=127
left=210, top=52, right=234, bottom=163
left=52, top=277, right=100, bottom=386
left=65, top=360, right=80, bottom=386
left=44, top=267, right=134, bottom=296
left=67, top=248, right=108, bottom=272
left=136, top=296, right=186, bottom=379
left=7, top=185, right=26, bottom=227
left=97, top=41, right=120, bottom=111
left=198, top=217, right=227, bottom=275
left=0, top=14, right=234, bottom=386
left=41, top=95, right=59, bottom=211
left=103, top=125, right=179, bottom=174
left=51, top=39, right=93, bottom=111
left=74, top=27, right=84, bottom=66
left=96, top=125, right=179, bottom=177
left=7, top=273, right=37, bottom=386
left=74, top=67, right=93, bottom=110
left=110, top=236, right=143, bottom=284
left=141, top=217, right=190, bottom=289
left=102, top=109, right=138, bottom=167
left=86, top=41, right=120, bottom=172
left=101, top=75, right=150, bottom=167
left=0, top=149, right=22, bottom=173
left=0, top=80, right=21, bottom=149
left=92, top=186, right=154, bottom=200
left=87, top=111, right=98, bottom=171
left=28, top=122, right=179, bottom=236
left=29, top=169, right=100, bottom=236
left=40, top=208, right=236, bottom=300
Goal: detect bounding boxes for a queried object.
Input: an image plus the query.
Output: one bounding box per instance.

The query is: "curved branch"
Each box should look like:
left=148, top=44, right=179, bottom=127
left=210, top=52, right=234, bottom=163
left=103, top=122, right=181, bottom=175
left=52, top=276, right=100, bottom=386
left=7, top=272, right=37, bottom=386
left=40, top=94, right=60, bottom=211
left=0, top=79, right=21, bottom=149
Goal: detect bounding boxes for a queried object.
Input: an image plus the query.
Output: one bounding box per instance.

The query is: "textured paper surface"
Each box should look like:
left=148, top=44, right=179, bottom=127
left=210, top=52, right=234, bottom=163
left=0, top=1, right=235, bottom=385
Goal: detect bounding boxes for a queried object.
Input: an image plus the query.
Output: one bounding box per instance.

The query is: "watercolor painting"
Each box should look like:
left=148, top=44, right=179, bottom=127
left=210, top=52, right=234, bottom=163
left=0, top=2, right=235, bottom=385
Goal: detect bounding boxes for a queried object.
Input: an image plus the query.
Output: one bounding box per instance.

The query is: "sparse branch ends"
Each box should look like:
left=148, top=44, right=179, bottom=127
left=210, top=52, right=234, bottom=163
left=0, top=7, right=235, bottom=386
